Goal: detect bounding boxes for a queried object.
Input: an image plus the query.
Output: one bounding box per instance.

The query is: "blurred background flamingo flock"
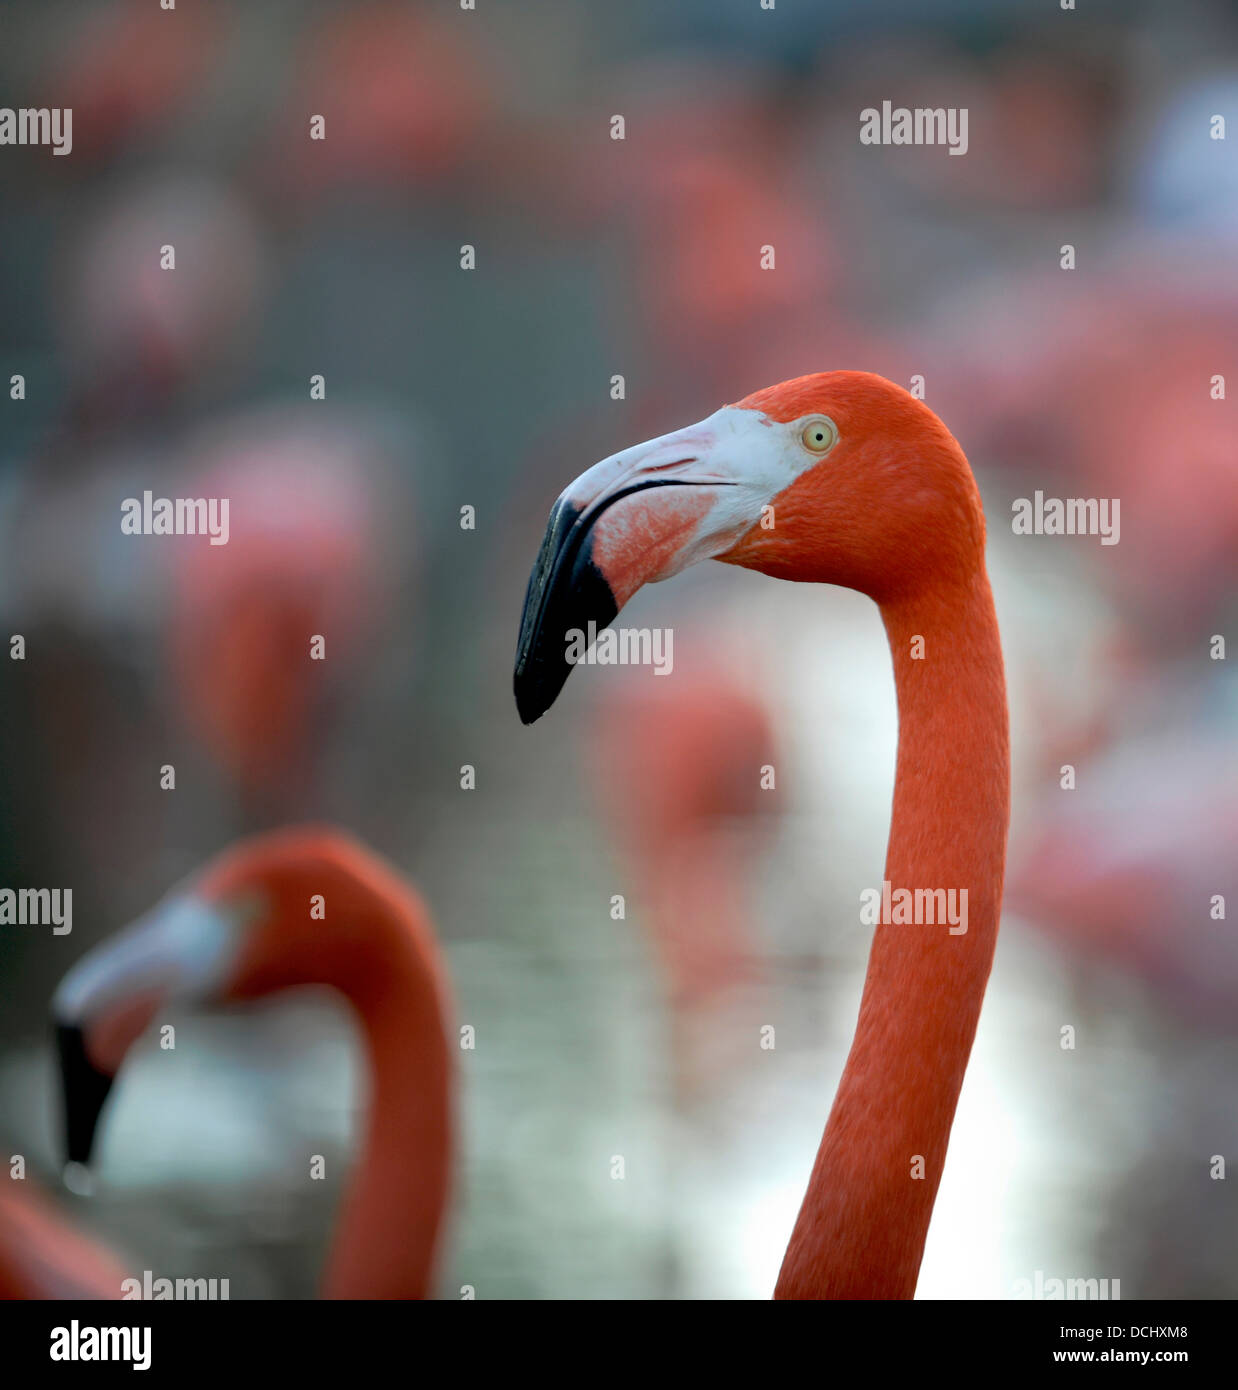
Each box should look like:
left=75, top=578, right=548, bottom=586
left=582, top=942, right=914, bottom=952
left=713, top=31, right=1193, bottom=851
left=0, top=0, right=1235, bottom=1298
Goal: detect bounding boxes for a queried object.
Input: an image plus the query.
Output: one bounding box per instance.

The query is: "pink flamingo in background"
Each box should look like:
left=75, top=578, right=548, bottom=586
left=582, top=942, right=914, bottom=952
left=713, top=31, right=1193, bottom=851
left=259, top=0, right=496, bottom=201
left=48, top=0, right=224, bottom=165
left=589, top=661, right=775, bottom=1014
left=167, top=414, right=402, bottom=822
left=1010, top=730, right=1238, bottom=1021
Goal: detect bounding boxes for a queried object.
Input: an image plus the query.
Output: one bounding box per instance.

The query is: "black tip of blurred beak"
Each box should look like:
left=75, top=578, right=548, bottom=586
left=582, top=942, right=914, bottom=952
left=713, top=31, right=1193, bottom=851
left=514, top=495, right=618, bottom=724
left=56, top=1022, right=114, bottom=1168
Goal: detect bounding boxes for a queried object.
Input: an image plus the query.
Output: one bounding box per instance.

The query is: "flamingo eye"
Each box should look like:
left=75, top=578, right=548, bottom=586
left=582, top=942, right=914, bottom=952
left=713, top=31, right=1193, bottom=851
left=800, top=417, right=837, bottom=453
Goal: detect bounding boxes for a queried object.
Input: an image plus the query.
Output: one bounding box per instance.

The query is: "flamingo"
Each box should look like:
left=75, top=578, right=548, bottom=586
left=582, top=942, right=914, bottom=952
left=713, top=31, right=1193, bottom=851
left=1010, top=726, right=1238, bottom=1022
left=258, top=1, right=496, bottom=203
left=48, top=0, right=224, bottom=166
left=514, top=370, right=1010, bottom=1299
left=166, top=411, right=402, bottom=824
left=1, top=826, right=452, bottom=1300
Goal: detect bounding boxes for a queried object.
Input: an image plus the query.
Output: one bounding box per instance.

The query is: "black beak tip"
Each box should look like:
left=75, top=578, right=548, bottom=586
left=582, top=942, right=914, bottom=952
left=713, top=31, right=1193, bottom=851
left=515, top=691, right=544, bottom=727
left=55, top=1021, right=114, bottom=1169
left=514, top=494, right=622, bottom=726
left=514, top=682, right=540, bottom=726
left=513, top=657, right=566, bottom=726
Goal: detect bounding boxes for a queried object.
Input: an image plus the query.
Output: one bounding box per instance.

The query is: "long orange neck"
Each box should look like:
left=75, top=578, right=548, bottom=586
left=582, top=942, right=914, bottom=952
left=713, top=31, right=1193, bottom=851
left=320, top=904, right=453, bottom=1299
left=775, top=567, right=1009, bottom=1299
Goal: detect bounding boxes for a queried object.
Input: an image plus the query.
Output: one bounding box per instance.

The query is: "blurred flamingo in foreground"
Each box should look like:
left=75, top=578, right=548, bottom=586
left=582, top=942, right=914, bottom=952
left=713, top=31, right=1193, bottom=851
left=1, top=827, right=452, bottom=1299
left=515, top=372, right=1009, bottom=1298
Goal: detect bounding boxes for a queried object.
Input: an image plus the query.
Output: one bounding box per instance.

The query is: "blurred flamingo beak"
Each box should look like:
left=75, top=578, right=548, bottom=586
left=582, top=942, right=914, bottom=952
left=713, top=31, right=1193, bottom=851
left=514, top=409, right=775, bottom=723
left=52, top=896, right=240, bottom=1168
left=55, top=1024, right=119, bottom=1172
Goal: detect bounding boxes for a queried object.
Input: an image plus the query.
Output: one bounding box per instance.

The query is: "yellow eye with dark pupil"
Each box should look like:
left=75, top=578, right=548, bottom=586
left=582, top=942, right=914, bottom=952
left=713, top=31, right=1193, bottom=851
left=801, top=417, right=836, bottom=453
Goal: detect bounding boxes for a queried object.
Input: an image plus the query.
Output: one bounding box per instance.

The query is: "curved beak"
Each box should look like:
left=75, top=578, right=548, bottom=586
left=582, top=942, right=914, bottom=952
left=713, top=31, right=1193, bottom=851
left=514, top=407, right=775, bottom=723
left=51, top=896, right=239, bottom=1169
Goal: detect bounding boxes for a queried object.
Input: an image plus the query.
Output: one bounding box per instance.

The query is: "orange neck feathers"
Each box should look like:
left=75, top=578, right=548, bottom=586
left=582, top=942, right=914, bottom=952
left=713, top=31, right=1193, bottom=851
left=776, top=569, right=1009, bottom=1297
left=205, top=832, right=454, bottom=1299
left=322, top=918, right=453, bottom=1299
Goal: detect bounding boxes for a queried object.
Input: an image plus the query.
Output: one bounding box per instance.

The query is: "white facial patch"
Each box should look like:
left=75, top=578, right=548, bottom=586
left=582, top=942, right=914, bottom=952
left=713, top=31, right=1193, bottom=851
left=562, top=405, right=834, bottom=576
left=52, top=895, right=247, bottom=1024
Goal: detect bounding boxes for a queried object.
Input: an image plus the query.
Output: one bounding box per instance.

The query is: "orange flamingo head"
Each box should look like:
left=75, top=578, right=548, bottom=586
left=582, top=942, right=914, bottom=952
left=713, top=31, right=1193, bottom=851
left=515, top=371, right=985, bottom=721
left=52, top=827, right=439, bottom=1171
